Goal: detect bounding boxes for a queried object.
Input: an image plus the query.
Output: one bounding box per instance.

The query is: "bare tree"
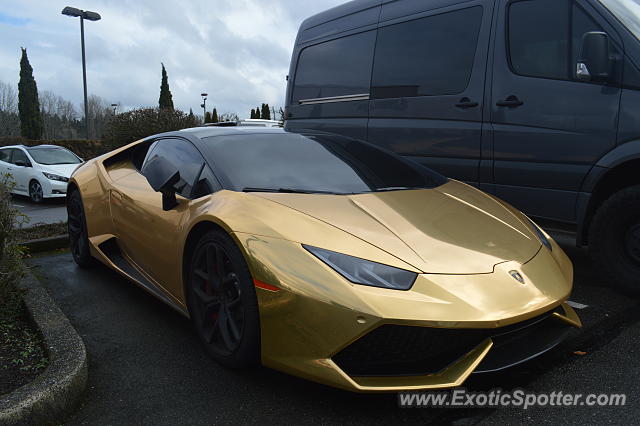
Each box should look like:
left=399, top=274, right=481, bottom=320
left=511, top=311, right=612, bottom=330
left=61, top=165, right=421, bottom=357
left=0, top=81, right=19, bottom=136
left=39, top=90, right=79, bottom=139
left=218, top=112, right=239, bottom=122
left=0, top=81, right=17, bottom=113
left=84, top=94, right=112, bottom=139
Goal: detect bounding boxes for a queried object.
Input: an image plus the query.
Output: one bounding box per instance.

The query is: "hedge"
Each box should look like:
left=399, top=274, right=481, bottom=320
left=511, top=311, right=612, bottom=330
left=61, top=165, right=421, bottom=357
left=0, top=107, right=201, bottom=161
left=0, top=137, right=108, bottom=161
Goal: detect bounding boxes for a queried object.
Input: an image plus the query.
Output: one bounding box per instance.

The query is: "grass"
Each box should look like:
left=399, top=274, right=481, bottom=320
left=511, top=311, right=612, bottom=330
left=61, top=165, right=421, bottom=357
left=15, top=221, right=67, bottom=242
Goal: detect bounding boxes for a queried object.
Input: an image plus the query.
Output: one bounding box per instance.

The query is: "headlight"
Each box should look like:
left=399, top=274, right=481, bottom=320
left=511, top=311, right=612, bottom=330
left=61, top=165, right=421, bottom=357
left=303, top=245, right=417, bottom=290
left=42, top=172, right=68, bottom=182
left=526, top=217, right=552, bottom=251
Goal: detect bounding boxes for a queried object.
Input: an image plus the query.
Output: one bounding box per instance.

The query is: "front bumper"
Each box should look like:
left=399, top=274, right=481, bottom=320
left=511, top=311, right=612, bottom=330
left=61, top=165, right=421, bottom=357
left=235, top=232, right=579, bottom=393
left=42, top=178, right=68, bottom=198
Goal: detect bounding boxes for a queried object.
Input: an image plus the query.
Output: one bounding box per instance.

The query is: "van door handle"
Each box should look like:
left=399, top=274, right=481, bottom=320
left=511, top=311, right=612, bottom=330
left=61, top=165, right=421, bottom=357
left=455, top=98, right=479, bottom=108
left=496, top=95, right=523, bottom=108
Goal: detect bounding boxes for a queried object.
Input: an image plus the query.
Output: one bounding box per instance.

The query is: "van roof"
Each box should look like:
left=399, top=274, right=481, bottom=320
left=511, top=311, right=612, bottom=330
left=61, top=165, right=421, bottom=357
left=299, top=0, right=381, bottom=31
left=297, top=0, right=472, bottom=45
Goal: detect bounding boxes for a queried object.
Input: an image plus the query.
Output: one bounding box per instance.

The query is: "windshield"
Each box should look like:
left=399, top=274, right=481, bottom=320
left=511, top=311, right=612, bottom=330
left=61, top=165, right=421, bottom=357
left=600, top=0, right=640, bottom=40
left=201, top=133, right=447, bottom=194
left=26, top=147, right=81, bottom=165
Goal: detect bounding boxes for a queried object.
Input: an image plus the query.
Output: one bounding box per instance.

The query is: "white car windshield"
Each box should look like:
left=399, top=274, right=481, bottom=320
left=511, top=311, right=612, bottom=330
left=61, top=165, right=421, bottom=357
left=600, top=0, right=640, bottom=40
left=26, top=147, right=81, bottom=165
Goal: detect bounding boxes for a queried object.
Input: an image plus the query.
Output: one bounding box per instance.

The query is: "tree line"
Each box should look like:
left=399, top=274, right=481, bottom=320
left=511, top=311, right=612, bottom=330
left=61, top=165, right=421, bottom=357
left=1, top=48, right=281, bottom=140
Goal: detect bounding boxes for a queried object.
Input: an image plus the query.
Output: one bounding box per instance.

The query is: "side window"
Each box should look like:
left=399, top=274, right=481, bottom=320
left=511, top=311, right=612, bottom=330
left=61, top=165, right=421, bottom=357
left=0, top=149, right=10, bottom=163
left=11, top=149, right=30, bottom=166
left=371, top=6, right=483, bottom=99
left=508, top=0, right=606, bottom=81
left=291, top=30, right=376, bottom=103
left=141, top=139, right=209, bottom=199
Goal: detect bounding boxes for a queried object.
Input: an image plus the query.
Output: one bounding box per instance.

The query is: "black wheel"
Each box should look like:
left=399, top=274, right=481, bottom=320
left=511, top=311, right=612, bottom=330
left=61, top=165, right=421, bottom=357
left=67, top=189, right=95, bottom=268
left=589, top=185, right=640, bottom=296
left=187, top=229, right=260, bottom=368
left=29, top=180, right=43, bottom=203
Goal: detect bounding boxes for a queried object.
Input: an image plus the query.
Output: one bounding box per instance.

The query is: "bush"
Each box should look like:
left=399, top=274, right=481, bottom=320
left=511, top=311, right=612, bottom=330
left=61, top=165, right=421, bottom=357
left=0, top=175, right=25, bottom=320
left=103, top=107, right=199, bottom=151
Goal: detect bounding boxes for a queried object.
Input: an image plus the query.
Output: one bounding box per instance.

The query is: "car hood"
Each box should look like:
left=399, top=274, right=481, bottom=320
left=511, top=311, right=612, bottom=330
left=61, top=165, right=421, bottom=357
left=251, top=180, right=541, bottom=274
left=39, top=163, right=82, bottom=178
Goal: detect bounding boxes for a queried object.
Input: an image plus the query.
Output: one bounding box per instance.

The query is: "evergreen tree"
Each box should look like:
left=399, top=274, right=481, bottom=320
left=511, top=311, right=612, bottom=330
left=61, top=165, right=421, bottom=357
left=158, top=63, right=174, bottom=110
left=18, top=47, right=42, bottom=139
left=212, top=108, right=218, bottom=123
left=255, top=106, right=260, bottom=119
left=204, top=111, right=212, bottom=123
left=261, top=103, right=271, bottom=120
left=250, top=109, right=255, bottom=119
left=189, top=108, right=194, bottom=119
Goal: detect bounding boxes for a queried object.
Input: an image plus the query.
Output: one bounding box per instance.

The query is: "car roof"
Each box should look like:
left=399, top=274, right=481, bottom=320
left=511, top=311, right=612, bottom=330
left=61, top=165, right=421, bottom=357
left=176, top=126, right=289, bottom=139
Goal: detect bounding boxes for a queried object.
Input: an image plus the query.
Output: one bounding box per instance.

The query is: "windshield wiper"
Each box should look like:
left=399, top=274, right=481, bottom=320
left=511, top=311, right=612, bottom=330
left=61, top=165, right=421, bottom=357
left=242, top=187, right=336, bottom=194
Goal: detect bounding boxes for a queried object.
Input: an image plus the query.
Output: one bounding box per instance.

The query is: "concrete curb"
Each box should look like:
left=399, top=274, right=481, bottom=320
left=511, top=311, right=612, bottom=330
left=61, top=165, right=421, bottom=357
left=21, top=235, right=69, bottom=253
left=0, top=270, right=87, bottom=425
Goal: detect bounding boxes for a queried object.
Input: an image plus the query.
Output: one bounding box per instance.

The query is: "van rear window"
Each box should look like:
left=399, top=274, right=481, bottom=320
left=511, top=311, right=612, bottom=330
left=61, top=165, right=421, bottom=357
left=291, top=31, right=376, bottom=103
left=371, top=6, right=483, bottom=99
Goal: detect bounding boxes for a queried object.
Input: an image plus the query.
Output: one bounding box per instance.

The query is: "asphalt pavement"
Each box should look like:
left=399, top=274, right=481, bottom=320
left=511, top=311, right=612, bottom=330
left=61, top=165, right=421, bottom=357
left=26, top=233, right=640, bottom=425
left=11, top=195, right=67, bottom=227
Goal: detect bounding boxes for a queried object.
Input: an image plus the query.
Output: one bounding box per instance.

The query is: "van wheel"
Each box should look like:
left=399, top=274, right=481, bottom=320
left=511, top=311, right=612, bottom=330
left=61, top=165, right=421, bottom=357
left=589, top=185, right=640, bottom=296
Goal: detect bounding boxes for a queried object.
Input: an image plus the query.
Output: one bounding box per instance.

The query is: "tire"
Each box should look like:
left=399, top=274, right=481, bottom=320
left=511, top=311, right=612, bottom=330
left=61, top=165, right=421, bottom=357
left=589, top=185, right=640, bottom=296
left=29, top=180, right=44, bottom=203
left=67, top=189, right=95, bottom=268
left=186, top=229, right=260, bottom=369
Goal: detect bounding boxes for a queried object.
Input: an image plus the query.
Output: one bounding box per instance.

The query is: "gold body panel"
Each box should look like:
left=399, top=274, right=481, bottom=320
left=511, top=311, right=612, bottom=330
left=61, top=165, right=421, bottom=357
left=69, top=138, right=580, bottom=392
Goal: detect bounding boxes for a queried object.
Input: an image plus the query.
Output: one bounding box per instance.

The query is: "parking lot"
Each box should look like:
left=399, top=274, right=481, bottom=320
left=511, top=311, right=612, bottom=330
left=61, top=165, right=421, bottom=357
left=27, top=232, right=639, bottom=424
left=11, top=195, right=67, bottom=227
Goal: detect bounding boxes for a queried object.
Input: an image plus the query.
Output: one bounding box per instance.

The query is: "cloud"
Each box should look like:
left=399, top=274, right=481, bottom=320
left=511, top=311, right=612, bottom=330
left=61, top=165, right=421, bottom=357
left=0, top=0, right=345, bottom=118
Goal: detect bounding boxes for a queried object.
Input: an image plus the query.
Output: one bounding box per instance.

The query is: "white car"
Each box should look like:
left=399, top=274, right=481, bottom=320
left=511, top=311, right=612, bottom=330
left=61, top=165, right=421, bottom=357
left=0, top=144, right=83, bottom=203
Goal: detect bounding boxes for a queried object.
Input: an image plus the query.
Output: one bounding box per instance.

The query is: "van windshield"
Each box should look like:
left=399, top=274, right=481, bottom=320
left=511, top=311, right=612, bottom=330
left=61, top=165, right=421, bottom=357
left=600, top=0, right=640, bottom=40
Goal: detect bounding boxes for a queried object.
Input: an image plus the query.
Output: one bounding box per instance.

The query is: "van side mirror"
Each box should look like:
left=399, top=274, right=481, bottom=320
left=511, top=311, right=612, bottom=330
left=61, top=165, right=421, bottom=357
left=14, top=160, right=31, bottom=167
left=577, top=31, right=610, bottom=82
left=143, top=156, right=181, bottom=211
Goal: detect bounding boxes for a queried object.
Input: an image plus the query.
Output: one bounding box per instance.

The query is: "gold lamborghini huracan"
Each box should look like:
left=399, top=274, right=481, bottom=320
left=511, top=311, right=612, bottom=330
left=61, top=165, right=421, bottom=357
left=67, top=127, right=581, bottom=392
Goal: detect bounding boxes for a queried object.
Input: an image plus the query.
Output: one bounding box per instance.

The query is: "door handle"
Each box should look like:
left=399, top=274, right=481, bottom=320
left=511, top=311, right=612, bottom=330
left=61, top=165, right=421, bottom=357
left=111, top=190, right=123, bottom=201
left=496, top=95, right=523, bottom=108
left=455, top=97, right=479, bottom=108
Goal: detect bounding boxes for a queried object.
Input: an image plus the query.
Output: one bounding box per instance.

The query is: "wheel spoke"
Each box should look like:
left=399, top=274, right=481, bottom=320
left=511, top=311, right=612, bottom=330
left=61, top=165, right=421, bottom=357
left=193, top=284, right=218, bottom=306
left=226, top=307, right=241, bottom=341
left=202, top=321, right=218, bottom=344
left=217, top=307, right=234, bottom=350
left=194, top=269, right=209, bottom=282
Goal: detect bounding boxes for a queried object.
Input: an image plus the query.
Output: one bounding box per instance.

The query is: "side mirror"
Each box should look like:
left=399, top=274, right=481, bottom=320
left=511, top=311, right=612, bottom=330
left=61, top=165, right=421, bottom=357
left=577, top=31, right=610, bottom=82
left=143, top=156, right=181, bottom=211
left=14, top=160, right=30, bottom=167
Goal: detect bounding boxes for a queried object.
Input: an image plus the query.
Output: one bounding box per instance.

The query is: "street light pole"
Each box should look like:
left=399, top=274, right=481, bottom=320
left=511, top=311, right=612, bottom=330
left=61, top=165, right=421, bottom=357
left=62, top=6, right=101, bottom=140
left=201, top=93, right=208, bottom=120
left=80, top=16, right=88, bottom=138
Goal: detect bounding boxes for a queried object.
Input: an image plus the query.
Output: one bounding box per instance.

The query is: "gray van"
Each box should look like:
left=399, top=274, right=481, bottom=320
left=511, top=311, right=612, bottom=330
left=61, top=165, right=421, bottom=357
left=284, top=0, right=640, bottom=294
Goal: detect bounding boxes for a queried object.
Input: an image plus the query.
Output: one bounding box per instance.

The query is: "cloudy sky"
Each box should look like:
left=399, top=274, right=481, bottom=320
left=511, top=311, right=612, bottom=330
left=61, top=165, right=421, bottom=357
left=0, top=0, right=345, bottom=118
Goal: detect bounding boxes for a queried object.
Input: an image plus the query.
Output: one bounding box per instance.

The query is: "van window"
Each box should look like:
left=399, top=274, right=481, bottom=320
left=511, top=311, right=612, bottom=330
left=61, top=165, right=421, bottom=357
left=508, top=0, right=604, bottom=80
left=291, top=31, right=376, bottom=103
left=371, top=6, right=483, bottom=99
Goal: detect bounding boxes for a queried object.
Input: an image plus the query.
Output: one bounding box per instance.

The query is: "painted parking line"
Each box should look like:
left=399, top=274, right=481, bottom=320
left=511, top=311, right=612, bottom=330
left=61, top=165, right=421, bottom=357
left=567, top=300, right=589, bottom=310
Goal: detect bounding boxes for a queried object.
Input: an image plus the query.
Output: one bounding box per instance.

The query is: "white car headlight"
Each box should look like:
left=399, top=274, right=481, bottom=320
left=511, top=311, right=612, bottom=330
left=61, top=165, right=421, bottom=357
left=42, top=172, right=69, bottom=182
left=304, top=245, right=417, bottom=290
